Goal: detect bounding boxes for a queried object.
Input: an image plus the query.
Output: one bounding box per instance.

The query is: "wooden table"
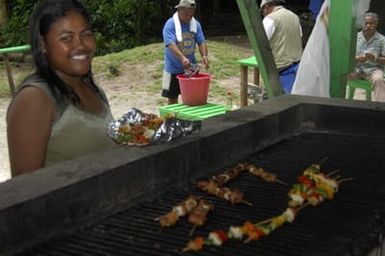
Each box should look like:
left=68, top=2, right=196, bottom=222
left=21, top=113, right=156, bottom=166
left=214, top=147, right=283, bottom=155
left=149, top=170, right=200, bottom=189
left=0, top=45, right=31, bottom=95
left=236, top=56, right=259, bottom=107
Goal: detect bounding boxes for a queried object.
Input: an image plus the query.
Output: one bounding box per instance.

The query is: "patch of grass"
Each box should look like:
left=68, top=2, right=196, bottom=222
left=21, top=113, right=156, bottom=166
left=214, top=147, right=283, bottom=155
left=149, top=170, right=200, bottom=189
left=148, top=80, right=162, bottom=94
left=2, top=37, right=252, bottom=103
left=93, top=43, right=164, bottom=74
left=93, top=38, right=251, bottom=81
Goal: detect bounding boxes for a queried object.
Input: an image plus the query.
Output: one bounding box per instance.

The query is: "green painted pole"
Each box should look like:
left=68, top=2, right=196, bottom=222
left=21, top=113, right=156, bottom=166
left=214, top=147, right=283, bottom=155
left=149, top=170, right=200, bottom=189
left=329, top=0, right=356, bottom=97
left=236, top=0, right=284, bottom=98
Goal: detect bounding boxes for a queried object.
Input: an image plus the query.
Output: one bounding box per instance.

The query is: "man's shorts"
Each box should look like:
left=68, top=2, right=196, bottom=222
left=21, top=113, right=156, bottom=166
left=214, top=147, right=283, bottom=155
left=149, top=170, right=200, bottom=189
left=162, top=70, right=181, bottom=99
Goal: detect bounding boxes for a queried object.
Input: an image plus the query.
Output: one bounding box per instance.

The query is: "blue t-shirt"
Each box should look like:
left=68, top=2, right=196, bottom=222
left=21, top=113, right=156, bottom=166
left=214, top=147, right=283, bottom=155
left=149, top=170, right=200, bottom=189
left=163, top=16, right=205, bottom=74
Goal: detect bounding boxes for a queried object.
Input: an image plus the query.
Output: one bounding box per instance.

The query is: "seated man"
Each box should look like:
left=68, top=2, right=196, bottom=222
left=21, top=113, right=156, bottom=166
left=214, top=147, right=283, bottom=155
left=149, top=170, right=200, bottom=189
left=260, top=0, right=303, bottom=93
left=350, top=12, right=385, bottom=102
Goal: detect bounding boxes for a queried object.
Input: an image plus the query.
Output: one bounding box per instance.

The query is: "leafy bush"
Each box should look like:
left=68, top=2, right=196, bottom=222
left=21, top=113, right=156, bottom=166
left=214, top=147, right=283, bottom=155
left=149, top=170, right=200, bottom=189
left=0, top=0, right=168, bottom=55
left=0, top=0, right=36, bottom=47
left=83, top=0, right=161, bottom=55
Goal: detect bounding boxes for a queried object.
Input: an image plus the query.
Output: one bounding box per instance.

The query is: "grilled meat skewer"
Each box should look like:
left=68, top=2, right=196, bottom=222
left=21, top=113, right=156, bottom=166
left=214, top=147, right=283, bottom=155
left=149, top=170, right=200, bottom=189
left=197, top=180, right=252, bottom=206
left=157, top=195, right=199, bottom=228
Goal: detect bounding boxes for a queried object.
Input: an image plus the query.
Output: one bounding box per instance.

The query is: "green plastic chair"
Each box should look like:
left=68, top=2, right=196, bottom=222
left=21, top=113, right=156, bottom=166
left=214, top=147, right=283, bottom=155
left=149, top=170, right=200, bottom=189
left=346, top=79, right=372, bottom=101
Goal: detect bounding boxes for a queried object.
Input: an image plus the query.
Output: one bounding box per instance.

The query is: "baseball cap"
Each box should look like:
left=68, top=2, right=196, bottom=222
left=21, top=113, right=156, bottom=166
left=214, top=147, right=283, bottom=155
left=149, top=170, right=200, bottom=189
left=260, top=0, right=285, bottom=8
left=175, top=0, right=196, bottom=9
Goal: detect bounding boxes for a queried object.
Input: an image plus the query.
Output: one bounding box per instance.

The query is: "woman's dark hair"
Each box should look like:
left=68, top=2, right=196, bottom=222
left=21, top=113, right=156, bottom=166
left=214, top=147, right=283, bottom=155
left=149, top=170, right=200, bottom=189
left=29, top=0, right=104, bottom=105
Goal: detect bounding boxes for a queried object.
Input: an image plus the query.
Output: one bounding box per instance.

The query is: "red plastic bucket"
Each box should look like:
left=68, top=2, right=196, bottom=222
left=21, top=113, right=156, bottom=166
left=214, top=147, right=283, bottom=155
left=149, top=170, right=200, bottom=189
left=177, top=73, right=211, bottom=106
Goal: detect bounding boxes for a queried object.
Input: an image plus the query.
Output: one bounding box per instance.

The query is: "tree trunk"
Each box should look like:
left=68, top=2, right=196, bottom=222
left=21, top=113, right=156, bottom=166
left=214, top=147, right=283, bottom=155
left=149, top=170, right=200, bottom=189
left=0, top=0, right=7, bottom=27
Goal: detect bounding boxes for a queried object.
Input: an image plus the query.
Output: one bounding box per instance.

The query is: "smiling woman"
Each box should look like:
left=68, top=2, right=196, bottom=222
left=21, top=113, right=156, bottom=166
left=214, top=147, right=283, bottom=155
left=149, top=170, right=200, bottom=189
left=6, top=0, right=115, bottom=177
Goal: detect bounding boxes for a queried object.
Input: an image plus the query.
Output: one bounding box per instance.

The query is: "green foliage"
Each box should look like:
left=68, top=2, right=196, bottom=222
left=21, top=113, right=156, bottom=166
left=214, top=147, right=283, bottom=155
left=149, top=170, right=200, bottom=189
left=1, top=0, right=164, bottom=54
left=82, top=0, right=161, bottom=55
left=0, top=0, right=37, bottom=46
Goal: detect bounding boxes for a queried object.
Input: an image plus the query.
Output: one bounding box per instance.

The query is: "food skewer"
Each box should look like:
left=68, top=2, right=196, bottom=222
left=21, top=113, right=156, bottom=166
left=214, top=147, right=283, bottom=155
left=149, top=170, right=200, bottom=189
left=211, top=162, right=250, bottom=186
left=184, top=163, right=352, bottom=252
left=188, top=199, right=214, bottom=236
left=247, top=164, right=288, bottom=185
left=196, top=180, right=253, bottom=206
left=156, top=195, right=199, bottom=228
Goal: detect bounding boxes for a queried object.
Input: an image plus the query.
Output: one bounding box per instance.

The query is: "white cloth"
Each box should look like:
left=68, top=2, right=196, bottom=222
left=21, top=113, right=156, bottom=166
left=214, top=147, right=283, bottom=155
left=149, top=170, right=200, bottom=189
left=162, top=70, right=171, bottom=90
left=291, top=0, right=371, bottom=97
left=291, top=1, right=330, bottom=97
left=173, top=12, right=197, bottom=43
left=263, top=16, right=275, bottom=40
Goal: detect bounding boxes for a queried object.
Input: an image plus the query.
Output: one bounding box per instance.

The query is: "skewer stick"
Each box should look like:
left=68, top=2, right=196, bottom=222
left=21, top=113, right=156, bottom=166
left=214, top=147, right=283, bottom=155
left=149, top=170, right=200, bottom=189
left=318, top=157, right=328, bottom=166
left=326, top=169, right=340, bottom=177
left=254, top=217, right=274, bottom=226
left=337, top=177, right=354, bottom=184
left=189, top=225, right=197, bottom=237
left=243, top=237, right=253, bottom=243
left=297, top=202, right=310, bottom=211
left=276, top=179, right=288, bottom=186
left=241, top=200, right=253, bottom=206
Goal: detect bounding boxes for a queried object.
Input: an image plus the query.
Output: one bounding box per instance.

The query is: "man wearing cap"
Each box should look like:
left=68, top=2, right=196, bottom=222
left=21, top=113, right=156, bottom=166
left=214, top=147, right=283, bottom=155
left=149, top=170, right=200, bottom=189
left=260, top=0, right=302, bottom=72
left=161, top=0, right=209, bottom=104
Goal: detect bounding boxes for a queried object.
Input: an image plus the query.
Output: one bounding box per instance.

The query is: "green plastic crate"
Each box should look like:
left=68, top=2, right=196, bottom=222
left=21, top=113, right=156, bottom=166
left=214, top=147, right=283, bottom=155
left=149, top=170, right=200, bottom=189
left=159, top=103, right=226, bottom=120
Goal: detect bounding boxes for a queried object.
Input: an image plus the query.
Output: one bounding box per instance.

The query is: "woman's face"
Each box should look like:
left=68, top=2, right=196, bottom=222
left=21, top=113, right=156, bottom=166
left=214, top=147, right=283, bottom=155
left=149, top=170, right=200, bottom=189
left=43, top=10, right=96, bottom=82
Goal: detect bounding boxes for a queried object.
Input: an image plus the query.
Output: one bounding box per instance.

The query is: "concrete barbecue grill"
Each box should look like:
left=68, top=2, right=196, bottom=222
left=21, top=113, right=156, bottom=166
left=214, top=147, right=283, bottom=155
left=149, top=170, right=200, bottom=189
left=0, top=95, right=384, bottom=255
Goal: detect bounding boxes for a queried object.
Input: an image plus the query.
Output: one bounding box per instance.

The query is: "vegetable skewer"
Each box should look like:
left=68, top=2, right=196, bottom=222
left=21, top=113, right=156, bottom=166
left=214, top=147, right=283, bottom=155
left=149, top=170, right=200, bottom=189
left=184, top=163, right=351, bottom=252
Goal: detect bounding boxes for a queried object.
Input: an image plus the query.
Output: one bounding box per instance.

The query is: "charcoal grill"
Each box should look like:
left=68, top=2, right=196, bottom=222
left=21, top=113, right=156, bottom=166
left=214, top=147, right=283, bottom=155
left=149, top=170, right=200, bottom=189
left=0, top=95, right=384, bottom=256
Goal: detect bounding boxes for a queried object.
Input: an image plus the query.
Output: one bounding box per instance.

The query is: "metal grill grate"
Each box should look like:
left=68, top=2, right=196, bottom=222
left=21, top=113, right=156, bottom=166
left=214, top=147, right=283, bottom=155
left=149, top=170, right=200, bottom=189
left=21, top=132, right=385, bottom=256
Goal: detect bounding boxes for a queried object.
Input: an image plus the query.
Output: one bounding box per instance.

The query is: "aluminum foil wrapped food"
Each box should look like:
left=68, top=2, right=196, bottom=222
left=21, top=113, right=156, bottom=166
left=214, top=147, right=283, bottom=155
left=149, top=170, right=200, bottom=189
left=152, top=117, right=201, bottom=143
left=107, top=108, right=201, bottom=146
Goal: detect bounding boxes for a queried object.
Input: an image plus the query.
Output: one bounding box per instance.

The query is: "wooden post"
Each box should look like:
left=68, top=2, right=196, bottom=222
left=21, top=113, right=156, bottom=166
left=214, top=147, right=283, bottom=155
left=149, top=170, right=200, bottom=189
left=2, top=54, right=16, bottom=95
left=240, top=65, right=248, bottom=106
left=236, top=0, right=284, bottom=98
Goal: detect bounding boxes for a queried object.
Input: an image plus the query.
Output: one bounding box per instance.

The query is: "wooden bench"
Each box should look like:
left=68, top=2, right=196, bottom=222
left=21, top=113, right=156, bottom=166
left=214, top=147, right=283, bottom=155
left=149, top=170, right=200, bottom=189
left=0, top=45, right=31, bottom=95
left=235, top=56, right=260, bottom=107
